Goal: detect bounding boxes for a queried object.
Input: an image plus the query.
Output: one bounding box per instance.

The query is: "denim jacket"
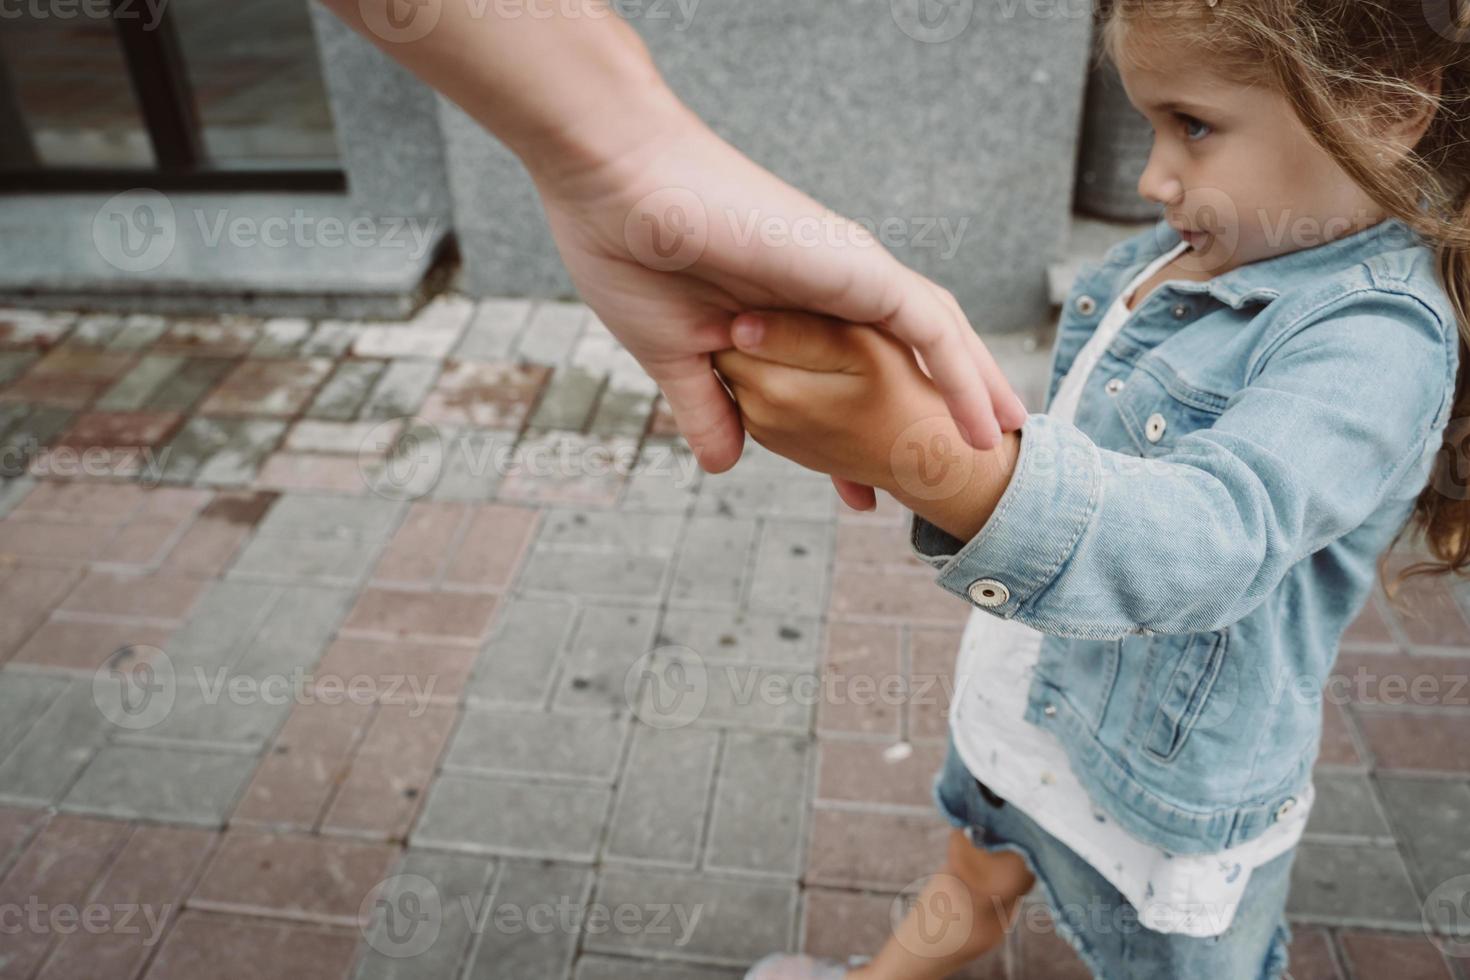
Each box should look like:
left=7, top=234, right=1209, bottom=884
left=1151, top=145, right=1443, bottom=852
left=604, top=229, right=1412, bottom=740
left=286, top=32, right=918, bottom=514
left=910, top=216, right=1459, bottom=855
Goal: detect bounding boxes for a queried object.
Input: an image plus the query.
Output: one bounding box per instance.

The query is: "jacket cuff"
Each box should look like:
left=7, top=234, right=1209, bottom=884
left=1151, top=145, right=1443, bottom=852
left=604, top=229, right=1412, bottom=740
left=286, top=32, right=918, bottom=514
left=907, top=413, right=1101, bottom=623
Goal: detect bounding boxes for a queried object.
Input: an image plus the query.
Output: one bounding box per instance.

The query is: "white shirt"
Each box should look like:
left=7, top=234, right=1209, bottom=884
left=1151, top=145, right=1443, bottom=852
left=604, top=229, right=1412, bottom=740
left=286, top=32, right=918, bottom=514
left=948, top=239, right=1314, bottom=938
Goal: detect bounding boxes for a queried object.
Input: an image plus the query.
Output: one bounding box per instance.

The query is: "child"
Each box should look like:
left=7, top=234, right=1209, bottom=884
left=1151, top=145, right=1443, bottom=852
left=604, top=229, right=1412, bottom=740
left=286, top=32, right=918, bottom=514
left=720, top=1, right=1470, bottom=978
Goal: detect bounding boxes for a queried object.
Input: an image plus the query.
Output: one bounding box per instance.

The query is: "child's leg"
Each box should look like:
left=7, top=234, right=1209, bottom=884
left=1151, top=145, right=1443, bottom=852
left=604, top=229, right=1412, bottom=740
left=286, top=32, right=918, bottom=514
left=850, top=828, right=1036, bottom=980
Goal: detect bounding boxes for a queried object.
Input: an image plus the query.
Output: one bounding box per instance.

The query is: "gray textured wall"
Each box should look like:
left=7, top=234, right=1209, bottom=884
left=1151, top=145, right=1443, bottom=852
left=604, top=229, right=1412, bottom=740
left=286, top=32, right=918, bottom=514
left=440, top=0, right=1095, bottom=333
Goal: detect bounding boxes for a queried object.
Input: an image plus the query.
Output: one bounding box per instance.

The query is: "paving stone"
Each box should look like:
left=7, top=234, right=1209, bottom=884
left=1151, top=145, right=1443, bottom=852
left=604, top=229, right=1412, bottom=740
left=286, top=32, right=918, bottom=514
left=588, top=387, right=657, bottom=440
left=0, top=405, right=73, bottom=474
left=498, top=432, right=635, bottom=506
left=0, top=563, right=79, bottom=658
left=353, top=849, right=496, bottom=980
left=0, top=678, right=116, bottom=805
left=231, top=698, right=375, bottom=829
left=157, top=318, right=261, bottom=355
left=190, top=831, right=400, bottom=926
left=165, top=578, right=279, bottom=669
left=443, top=708, right=626, bottom=781
left=0, top=670, right=71, bottom=758
left=255, top=452, right=370, bottom=494
left=0, top=350, right=38, bottom=386
left=828, top=565, right=969, bottom=625
left=233, top=584, right=354, bottom=675
left=466, top=595, right=577, bottom=706
left=285, top=418, right=395, bottom=455
left=308, top=360, right=386, bottom=420
left=670, top=516, right=756, bottom=606
left=302, top=320, right=364, bottom=357
left=641, top=657, right=812, bottom=733
left=256, top=493, right=404, bottom=542
left=352, top=323, right=465, bottom=360
left=35, top=824, right=215, bottom=980
left=695, top=470, right=838, bottom=521
left=343, top=588, right=498, bottom=644
left=419, top=360, right=550, bottom=429
left=11, top=619, right=174, bottom=672
left=814, top=739, right=946, bottom=811
left=111, top=667, right=292, bottom=752
left=229, top=532, right=384, bottom=586
left=585, top=868, right=795, bottom=965
left=141, top=911, right=359, bottom=980
left=146, top=356, right=236, bottom=412
left=0, top=475, right=33, bottom=518
left=463, top=860, right=592, bottom=980
left=527, top=365, right=604, bottom=432
left=60, top=743, right=255, bottom=826
left=0, top=308, right=74, bottom=348
left=443, top=503, right=538, bottom=589
left=654, top=609, right=821, bottom=668
left=1282, top=926, right=1345, bottom=980
left=553, top=604, right=660, bottom=714
left=251, top=317, right=312, bottom=357
left=359, top=361, right=441, bottom=420
left=59, top=569, right=207, bottom=622
left=0, top=813, right=129, bottom=980
left=520, top=549, right=668, bottom=603
left=1375, top=775, right=1470, bottom=925
left=745, top=519, right=833, bottom=616
left=605, top=726, right=719, bottom=867
left=453, top=298, right=532, bottom=361
left=1337, top=931, right=1456, bottom=980
left=105, top=314, right=169, bottom=351
left=63, top=313, right=125, bottom=346
left=706, top=731, right=809, bottom=876
left=200, top=358, right=333, bottom=417
left=413, top=773, right=610, bottom=860
left=29, top=346, right=134, bottom=381
left=0, top=373, right=109, bottom=409
left=804, top=808, right=952, bottom=890
left=535, top=509, right=682, bottom=554
left=427, top=427, right=514, bottom=501
left=574, top=957, right=744, bottom=980
left=515, top=301, right=589, bottom=364
left=160, top=417, right=286, bottom=486
left=620, top=444, right=701, bottom=514
left=1286, top=842, right=1423, bottom=928
left=1302, top=771, right=1393, bottom=841
left=568, top=318, right=653, bottom=392
left=1355, top=708, right=1470, bottom=773
left=315, top=637, right=474, bottom=707
left=320, top=703, right=458, bottom=841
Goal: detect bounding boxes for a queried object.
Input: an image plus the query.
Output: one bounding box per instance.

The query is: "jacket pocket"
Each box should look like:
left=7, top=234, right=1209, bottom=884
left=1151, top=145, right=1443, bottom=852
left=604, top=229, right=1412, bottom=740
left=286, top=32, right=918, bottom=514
left=1139, top=628, right=1230, bottom=763
left=1112, top=356, right=1228, bottom=457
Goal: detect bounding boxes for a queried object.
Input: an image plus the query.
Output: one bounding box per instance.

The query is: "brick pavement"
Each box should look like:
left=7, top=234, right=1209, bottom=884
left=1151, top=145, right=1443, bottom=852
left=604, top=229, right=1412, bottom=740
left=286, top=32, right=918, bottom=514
left=0, top=300, right=1465, bottom=979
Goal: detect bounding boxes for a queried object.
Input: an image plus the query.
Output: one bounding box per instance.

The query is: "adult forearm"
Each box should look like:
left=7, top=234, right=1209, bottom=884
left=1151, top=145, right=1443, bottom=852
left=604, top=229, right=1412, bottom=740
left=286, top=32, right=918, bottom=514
left=316, top=0, right=689, bottom=181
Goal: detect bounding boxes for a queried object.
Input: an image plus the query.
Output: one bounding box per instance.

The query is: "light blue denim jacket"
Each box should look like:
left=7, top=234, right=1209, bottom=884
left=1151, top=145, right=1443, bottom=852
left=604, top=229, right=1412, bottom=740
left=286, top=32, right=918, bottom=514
left=910, top=216, right=1459, bottom=855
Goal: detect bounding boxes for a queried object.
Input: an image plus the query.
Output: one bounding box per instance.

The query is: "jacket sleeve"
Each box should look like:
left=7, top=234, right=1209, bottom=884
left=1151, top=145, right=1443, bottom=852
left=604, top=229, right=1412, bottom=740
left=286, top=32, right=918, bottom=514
left=909, top=289, right=1456, bottom=640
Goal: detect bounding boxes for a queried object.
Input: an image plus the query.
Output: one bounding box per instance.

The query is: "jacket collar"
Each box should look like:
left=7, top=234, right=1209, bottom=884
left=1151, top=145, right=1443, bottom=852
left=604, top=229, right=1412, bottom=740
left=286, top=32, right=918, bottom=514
left=1106, top=215, right=1423, bottom=312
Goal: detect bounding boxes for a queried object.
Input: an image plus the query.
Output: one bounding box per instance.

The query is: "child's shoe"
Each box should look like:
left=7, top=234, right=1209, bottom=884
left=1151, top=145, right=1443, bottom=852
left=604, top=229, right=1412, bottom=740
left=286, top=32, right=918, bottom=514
left=742, top=953, right=855, bottom=979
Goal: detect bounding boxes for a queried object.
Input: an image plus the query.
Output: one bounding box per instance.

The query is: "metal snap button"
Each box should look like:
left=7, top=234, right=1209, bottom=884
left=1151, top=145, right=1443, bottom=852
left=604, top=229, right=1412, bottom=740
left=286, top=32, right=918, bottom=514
left=1105, top=378, right=1124, bottom=395
left=1145, top=413, right=1167, bottom=442
left=967, top=579, right=1009, bottom=607
left=1043, top=703, right=1057, bottom=717
left=1172, top=303, right=1189, bottom=319
left=1075, top=295, right=1098, bottom=316
left=1274, top=797, right=1297, bottom=821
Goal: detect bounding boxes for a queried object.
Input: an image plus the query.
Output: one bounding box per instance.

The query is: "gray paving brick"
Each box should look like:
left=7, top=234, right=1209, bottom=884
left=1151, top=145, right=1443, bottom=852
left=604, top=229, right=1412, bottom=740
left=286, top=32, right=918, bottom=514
left=605, top=726, right=719, bottom=867
left=0, top=351, right=37, bottom=386
left=147, top=356, right=234, bottom=412
left=0, top=475, right=34, bottom=519
left=695, top=470, right=837, bottom=521
left=0, top=670, right=70, bottom=759
left=160, top=417, right=285, bottom=486
left=463, top=860, right=592, bottom=980
left=95, top=354, right=184, bottom=411
left=0, top=678, right=113, bottom=805
left=0, top=405, right=72, bottom=475
left=69, top=313, right=124, bottom=345
left=114, top=667, right=291, bottom=751
left=620, top=444, right=700, bottom=514
left=228, top=533, right=383, bottom=586
left=444, top=708, right=627, bottom=781
left=588, top=387, right=655, bottom=440
left=360, top=360, right=441, bottom=420
left=553, top=605, right=660, bottom=715
left=106, top=314, right=169, bottom=351
left=585, top=868, right=795, bottom=965
left=655, top=608, right=822, bottom=666
left=1376, top=775, right=1470, bottom=899
left=747, top=520, right=833, bottom=615
left=467, top=595, right=578, bottom=706
left=633, top=656, right=813, bottom=734
left=256, top=493, right=404, bottom=541
left=414, top=773, right=611, bottom=861
left=520, top=551, right=670, bottom=603
left=1287, top=842, right=1423, bottom=928
left=251, top=318, right=311, bottom=357
left=515, top=302, right=588, bottom=365
left=302, top=321, right=363, bottom=358
left=167, top=579, right=281, bottom=670
left=234, top=584, right=354, bottom=675
left=59, top=743, right=254, bottom=826
left=528, top=366, right=603, bottom=432
left=705, top=732, right=808, bottom=876
left=453, top=299, right=532, bottom=362
left=354, top=849, right=497, bottom=980
left=670, top=516, right=756, bottom=606
left=308, top=360, right=386, bottom=420
left=574, top=956, right=743, bottom=980
left=1301, top=772, right=1393, bottom=842
left=424, top=427, right=511, bottom=501
left=535, top=509, right=682, bottom=554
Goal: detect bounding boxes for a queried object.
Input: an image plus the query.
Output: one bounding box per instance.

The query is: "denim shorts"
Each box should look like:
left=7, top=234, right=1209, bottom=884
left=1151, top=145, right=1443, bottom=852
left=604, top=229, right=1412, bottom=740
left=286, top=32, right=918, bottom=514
left=931, top=736, right=1296, bottom=980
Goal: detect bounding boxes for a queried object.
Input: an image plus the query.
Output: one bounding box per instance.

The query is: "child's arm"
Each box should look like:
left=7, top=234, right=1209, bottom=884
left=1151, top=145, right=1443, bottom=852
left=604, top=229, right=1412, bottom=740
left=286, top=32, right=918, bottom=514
left=713, top=297, right=1454, bottom=640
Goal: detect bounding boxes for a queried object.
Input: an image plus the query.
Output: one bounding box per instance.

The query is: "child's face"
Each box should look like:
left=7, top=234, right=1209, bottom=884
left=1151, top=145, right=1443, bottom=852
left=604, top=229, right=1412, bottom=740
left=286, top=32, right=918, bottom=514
left=1116, top=34, right=1385, bottom=277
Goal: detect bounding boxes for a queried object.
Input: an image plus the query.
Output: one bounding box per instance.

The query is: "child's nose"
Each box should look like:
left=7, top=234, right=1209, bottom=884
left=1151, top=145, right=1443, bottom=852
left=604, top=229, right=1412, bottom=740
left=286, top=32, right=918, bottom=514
left=1137, top=148, right=1184, bottom=206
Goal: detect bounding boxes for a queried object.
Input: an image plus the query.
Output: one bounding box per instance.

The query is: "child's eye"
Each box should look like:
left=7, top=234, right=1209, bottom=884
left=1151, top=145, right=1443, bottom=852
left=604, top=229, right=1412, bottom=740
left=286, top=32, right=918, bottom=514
left=1179, top=113, right=1212, bottom=141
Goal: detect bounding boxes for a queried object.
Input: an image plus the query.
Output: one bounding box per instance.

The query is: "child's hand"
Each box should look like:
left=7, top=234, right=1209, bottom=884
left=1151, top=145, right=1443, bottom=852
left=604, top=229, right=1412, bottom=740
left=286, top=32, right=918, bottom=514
left=711, top=311, right=969, bottom=501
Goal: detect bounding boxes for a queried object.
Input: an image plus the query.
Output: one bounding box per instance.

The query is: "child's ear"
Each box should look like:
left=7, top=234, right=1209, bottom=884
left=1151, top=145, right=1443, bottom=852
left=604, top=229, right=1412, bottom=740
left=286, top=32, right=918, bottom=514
left=1388, top=69, right=1443, bottom=152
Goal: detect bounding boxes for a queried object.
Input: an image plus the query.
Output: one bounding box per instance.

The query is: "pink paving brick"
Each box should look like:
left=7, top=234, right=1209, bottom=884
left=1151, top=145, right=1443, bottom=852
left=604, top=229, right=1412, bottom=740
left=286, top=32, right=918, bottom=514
left=802, top=887, right=1004, bottom=979
left=418, top=359, right=550, bottom=428
left=909, top=626, right=964, bottom=741
left=189, top=831, right=399, bottom=926
left=141, top=912, right=357, bottom=980
left=804, top=807, right=952, bottom=889
left=160, top=491, right=276, bottom=575
left=816, top=739, right=948, bottom=809
left=0, top=519, right=108, bottom=565
left=232, top=700, right=375, bottom=830
left=0, top=564, right=83, bottom=661
left=1342, top=594, right=1397, bottom=647
left=1354, top=708, right=1470, bottom=773
left=155, top=319, right=261, bottom=355
left=0, top=806, right=47, bottom=876
left=254, top=452, right=370, bottom=495
left=313, top=637, right=475, bottom=705
left=11, top=619, right=173, bottom=672
left=1331, top=652, right=1470, bottom=711
left=442, top=503, right=539, bottom=590
left=0, top=814, right=130, bottom=980
left=1380, top=565, right=1470, bottom=647
left=96, top=516, right=190, bottom=567
left=35, top=825, right=215, bottom=980
left=1284, top=926, right=1345, bottom=980
left=283, top=419, right=399, bottom=455
left=342, top=587, right=498, bottom=644
left=829, top=566, right=970, bottom=624
left=1338, top=930, right=1454, bottom=979
left=817, top=621, right=902, bottom=737
left=321, top=703, right=458, bottom=841
left=29, top=347, right=135, bottom=381
left=11, top=479, right=147, bottom=523
left=54, top=411, right=182, bottom=452
left=199, top=358, right=333, bottom=418
left=1317, top=700, right=1364, bottom=767
left=371, top=501, right=465, bottom=584
left=0, top=374, right=109, bottom=409
left=58, top=570, right=208, bottom=622
left=496, top=432, right=634, bottom=506
left=835, top=520, right=931, bottom=568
